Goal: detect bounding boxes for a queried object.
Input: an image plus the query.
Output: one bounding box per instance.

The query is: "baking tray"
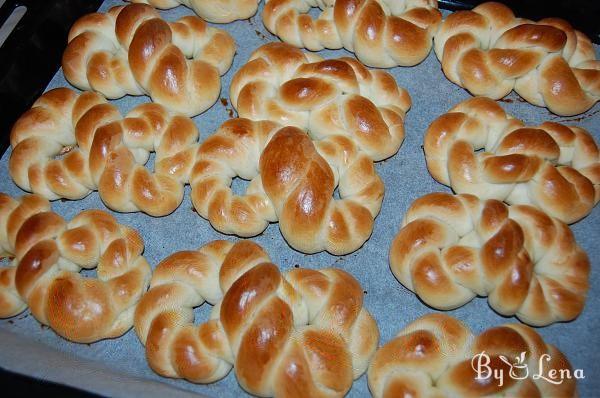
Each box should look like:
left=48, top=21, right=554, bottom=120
left=1, top=1, right=599, bottom=396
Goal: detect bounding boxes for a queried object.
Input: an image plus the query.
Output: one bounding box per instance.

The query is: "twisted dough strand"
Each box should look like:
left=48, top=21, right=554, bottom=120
left=368, top=314, right=577, bottom=397
left=127, top=0, right=260, bottom=23
left=389, top=192, right=590, bottom=326
left=434, top=1, right=600, bottom=116
left=263, top=0, right=441, bottom=67
left=63, top=4, right=236, bottom=116
left=424, top=96, right=600, bottom=224
left=230, top=42, right=411, bottom=162
left=9, top=88, right=200, bottom=216
left=0, top=193, right=151, bottom=342
left=134, top=240, right=379, bottom=397
left=190, top=120, right=384, bottom=255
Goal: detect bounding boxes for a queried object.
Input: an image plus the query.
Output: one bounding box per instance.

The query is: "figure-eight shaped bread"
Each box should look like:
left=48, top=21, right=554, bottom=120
left=190, top=119, right=384, bottom=255
left=263, top=0, right=441, bottom=67
left=434, top=1, right=600, bottom=116
left=230, top=42, right=411, bottom=162
left=134, top=240, right=379, bottom=397
left=63, top=4, right=236, bottom=117
left=368, top=313, right=577, bottom=397
left=127, top=0, right=260, bottom=23
left=424, top=96, right=600, bottom=224
left=0, top=193, right=151, bottom=343
left=389, top=192, right=590, bottom=326
left=9, top=88, right=200, bottom=217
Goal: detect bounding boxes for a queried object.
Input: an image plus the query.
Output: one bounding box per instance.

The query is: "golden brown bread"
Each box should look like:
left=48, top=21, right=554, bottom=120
left=263, top=0, right=441, bottom=67
left=127, top=0, right=259, bottom=23
left=9, top=88, right=200, bottom=216
left=190, top=119, right=384, bottom=254
left=434, top=2, right=600, bottom=116
left=424, top=97, right=600, bottom=224
left=62, top=4, right=236, bottom=117
left=0, top=193, right=151, bottom=343
left=368, top=313, right=577, bottom=397
left=134, top=240, right=379, bottom=397
left=389, top=192, right=590, bottom=326
left=230, top=42, right=411, bottom=162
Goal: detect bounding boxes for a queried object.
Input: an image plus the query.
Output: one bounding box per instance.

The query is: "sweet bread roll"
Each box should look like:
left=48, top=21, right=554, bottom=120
left=434, top=2, right=600, bottom=116
left=424, top=97, right=600, bottom=224
left=9, top=88, right=200, bottom=216
left=389, top=192, right=590, bottom=326
left=190, top=119, right=384, bottom=254
left=263, top=0, right=441, bottom=67
left=127, top=0, right=259, bottom=23
left=0, top=193, right=151, bottom=343
left=63, top=4, right=236, bottom=117
left=368, top=314, right=577, bottom=397
left=230, top=42, right=411, bottom=161
left=134, top=240, right=378, bottom=396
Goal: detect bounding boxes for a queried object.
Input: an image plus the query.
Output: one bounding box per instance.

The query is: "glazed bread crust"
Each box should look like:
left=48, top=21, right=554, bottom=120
left=230, top=42, right=411, bottom=162
left=63, top=4, right=236, bottom=116
left=368, top=314, right=577, bottom=397
left=128, top=0, right=260, bottom=23
left=190, top=120, right=384, bottom=255
left=263, top=0, right=441, bottom=67
left=0, top=193, right=151, bottom=343
left=434, top=2, right=600, bottom=116
left=424, top=97, right=600, bottom=224
left=9, top=88, right=200, bottom=216
left=389, top=192, right=590, bottom=326
left=134, top=240, right=379, bottom=397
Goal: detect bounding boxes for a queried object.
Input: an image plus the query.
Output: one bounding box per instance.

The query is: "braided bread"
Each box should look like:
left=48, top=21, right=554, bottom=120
left=62, top=4, right=236, bottom=117
left=9, top=88, right=200, bottom=216
left=389, top=192, right=590, bottom=326
left=230, top=42, right=411, bottom=161
left=424, top=97, right=600, bottom=224
left=368, top=313, right=577, bottom=397
left=127, top=0, right=260, bottom=23
left=263, top=0, right=441, bottom=67
left=134, top=240, right=378, bottom=396
left=190, top=120, right=384, bottom=254
left=434, top=2, right=600, bottom=116
left=0, top=193, right=151, bottom=343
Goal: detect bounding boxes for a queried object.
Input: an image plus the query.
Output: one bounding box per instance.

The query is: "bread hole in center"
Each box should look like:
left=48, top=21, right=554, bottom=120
left=231, top=177, right=251, bottom=196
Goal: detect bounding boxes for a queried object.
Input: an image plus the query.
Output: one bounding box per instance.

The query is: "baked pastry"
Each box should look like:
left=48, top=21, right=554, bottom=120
left=0, top=193, right=151, bottom=343
left=9, top=88, right=200, bottom=216
left=434, top=2, right=600, bottom=116
left=63, top=4, right=236, bottom=117
left=263, top=0, right=441, bottom=67
left=424, top=97, right=600, bottom=224
left=368, top=313, right=577, bottom=397
left=134, top=240, right=378, bottom=396
left=191, top=120, right=384, bottom=254
left=230, top=42, right=411, bottom=161
left=389, top=192, right=590, bottom=326
left=127, top=0, right=260, bottom=23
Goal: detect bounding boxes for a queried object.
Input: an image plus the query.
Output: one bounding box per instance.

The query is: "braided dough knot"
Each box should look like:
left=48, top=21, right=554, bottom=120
left=434, top=2, right=600, bottom=116
left=230, top=42, right=411, bottom=161
left=63, top=4, right=236, bottom=116
left=9, top=88, right=200, bottom=216
left=134, top=240, right=379, bottom=397
left=190, top=120, right=384, bottom=254
left=127, top=0, right=260, bottom=23
left=263, top=0, right=441, bottom=67
left=424, top=97, right=600, bottom=224
left=0, top=193, right=151, bottom=342
left=389, top=192, right=590, bottom=326
left=368, top=314, right=577, bottom=397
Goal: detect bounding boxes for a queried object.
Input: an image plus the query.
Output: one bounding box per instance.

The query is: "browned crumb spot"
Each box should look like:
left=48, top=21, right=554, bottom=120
left=221, top=98, right=228, bottom=106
